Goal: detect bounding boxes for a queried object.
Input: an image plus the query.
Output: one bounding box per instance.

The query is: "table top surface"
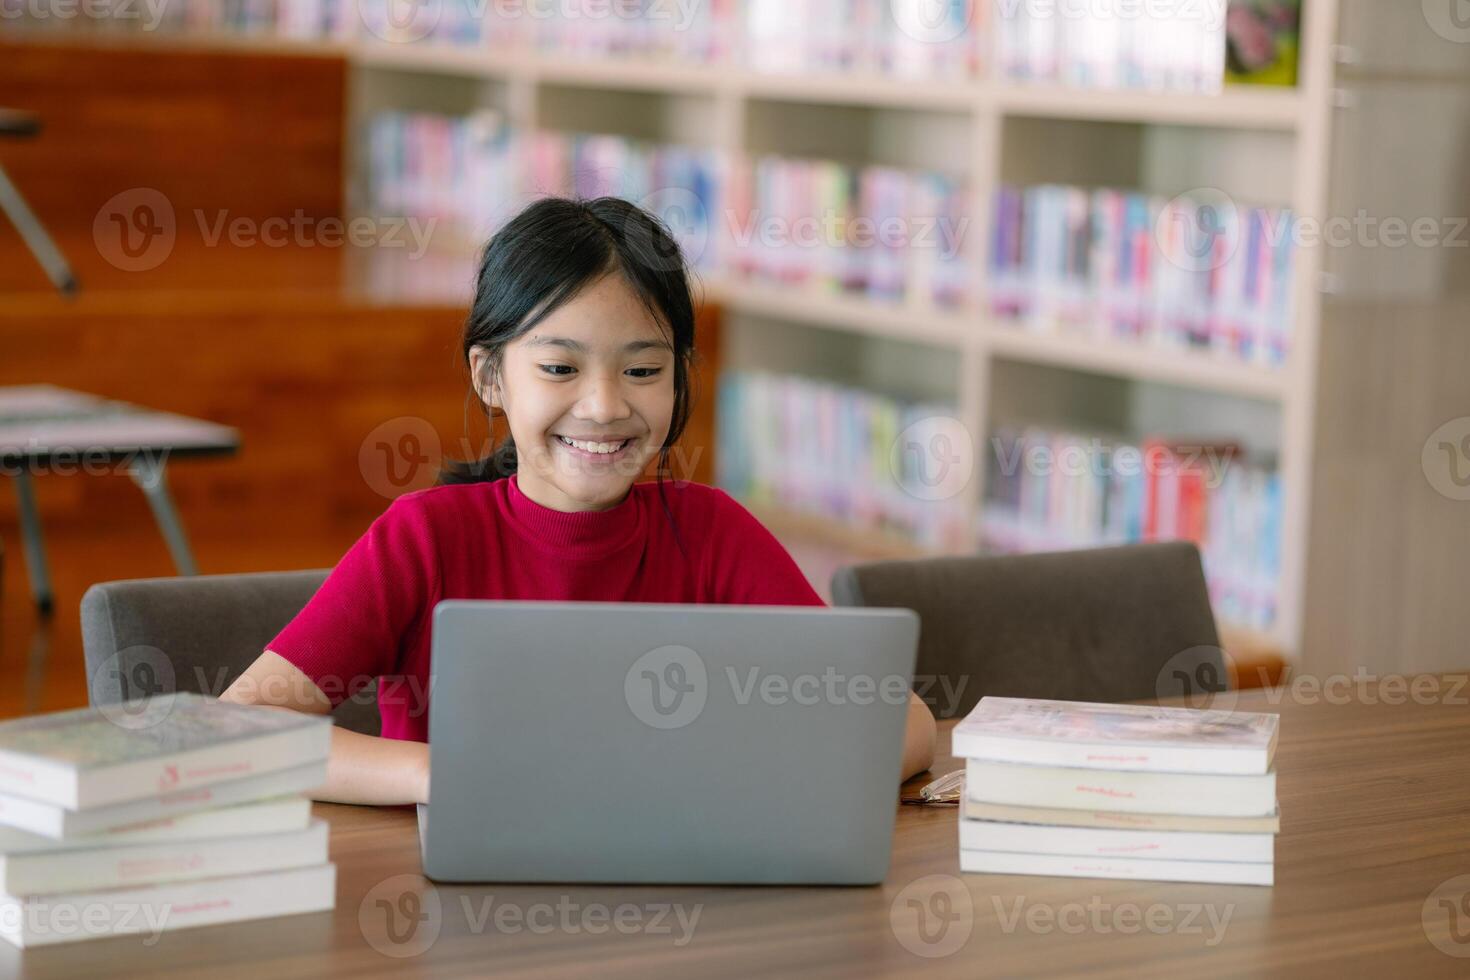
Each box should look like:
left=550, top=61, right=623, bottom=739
left=4, top=676, right=1469, bottom=979
left=0, top=385, right=238, bottom=461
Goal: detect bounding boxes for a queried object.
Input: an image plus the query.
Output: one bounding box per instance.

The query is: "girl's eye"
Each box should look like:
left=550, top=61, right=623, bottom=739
left=539, top=364, right=575, bottom=377
left=627, top=367, right=662, bottom=379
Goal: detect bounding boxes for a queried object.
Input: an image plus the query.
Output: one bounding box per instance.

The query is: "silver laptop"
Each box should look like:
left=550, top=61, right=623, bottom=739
left=418, top=600, right=919, bottom=885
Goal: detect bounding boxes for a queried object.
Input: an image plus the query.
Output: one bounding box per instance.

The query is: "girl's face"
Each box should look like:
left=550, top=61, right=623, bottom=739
left=471, top=272, right=676, bottom=513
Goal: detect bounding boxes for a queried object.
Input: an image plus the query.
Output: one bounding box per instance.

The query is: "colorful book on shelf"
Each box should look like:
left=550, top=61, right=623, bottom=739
left=995, top=0, right=1227, bottom=93
left=1225, top=0, right=1300, bottom=86
left=983, top=427, right=1282, bottom=631
left=989, top=183, right=1296, bottom=367
left=953, top=697, right=1279, bottom=775
left=717, top=369, right=970, bottom=550
left=730, top=152, right=970, bottom=308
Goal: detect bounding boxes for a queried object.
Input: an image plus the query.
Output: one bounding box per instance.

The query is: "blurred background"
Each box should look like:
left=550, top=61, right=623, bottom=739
left=0, top=0, right=1466, bottom=719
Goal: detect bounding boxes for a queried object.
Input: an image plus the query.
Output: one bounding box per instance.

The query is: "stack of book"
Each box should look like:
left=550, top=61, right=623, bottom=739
left=955, top=697, right=1280, bottom=886
left=0, top=693, right=335, bottom=947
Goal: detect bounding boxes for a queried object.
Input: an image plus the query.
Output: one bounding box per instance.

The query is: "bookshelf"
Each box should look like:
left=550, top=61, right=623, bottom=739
left=0, top=2, right=1369, bottom=662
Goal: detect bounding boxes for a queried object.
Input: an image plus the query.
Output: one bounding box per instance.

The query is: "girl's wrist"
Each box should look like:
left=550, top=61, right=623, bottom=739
left=416, top=743, right=431, bottom=805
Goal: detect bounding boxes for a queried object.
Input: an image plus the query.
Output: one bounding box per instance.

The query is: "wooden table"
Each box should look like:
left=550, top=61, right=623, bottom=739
left=4, top=676, right=1469, bottom=978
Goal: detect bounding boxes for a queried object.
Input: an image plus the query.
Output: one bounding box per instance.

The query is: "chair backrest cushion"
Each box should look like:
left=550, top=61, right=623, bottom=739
left=831, top=542, right=1223, bottom=719
left=80, top=569, right=381, bottom=736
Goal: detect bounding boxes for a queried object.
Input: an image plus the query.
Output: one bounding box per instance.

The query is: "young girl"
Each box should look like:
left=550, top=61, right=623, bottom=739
left=221, top=196, right=937, bottom=805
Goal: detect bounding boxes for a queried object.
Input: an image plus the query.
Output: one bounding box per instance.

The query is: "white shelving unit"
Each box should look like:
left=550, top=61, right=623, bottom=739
left=11, top=4, right=1345, bottom=660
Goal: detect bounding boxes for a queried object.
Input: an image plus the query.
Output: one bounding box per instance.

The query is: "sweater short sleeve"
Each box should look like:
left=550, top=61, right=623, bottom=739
left=701, top=488, right=827, bottom=607
left=265, top=492, right=441, bottom=708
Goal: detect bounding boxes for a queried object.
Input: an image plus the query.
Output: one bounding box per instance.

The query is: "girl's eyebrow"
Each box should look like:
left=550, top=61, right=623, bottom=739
left=527, top=336, right=672, bottom=354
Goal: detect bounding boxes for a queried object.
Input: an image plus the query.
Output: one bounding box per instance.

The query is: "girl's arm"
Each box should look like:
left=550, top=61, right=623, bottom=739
left=220, top=650, right=428, bottom=807
left=901, top=690, right=938, bottom=781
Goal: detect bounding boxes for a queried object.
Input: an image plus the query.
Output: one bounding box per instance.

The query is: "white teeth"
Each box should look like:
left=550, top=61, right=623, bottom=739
left=558, top=436, right=627, bottom=454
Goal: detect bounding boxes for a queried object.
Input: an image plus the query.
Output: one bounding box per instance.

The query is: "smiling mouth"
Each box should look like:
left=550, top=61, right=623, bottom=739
left=555, top=435, right=632, bottom=455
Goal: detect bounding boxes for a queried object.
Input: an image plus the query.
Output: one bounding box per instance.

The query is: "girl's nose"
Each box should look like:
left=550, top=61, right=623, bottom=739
left=576, top=376, right=633, bottom=423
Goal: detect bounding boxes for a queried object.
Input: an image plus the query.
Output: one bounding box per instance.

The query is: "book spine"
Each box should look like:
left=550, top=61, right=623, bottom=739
left=0, top=792, right=62, bottom=838
left=951, top=733, right=1269, bottom=775
left=79, top=721, right=331, bottom=810
left=0, top=752, right=77, bottom=810
left=2, top=820, right=328, bottom=896
left=58, top=761, right=328, bottom=841
left=958, top=819, right=1275, bottom=862
left=959, top=849, right=1273, bottom=886
left=964, top=760, right=1277, bottom=817
left=962, top=799, right=1281, bottom=834
left=2, top=862, right=337, bottom=948
left=0, top=795, right=312, bottom=855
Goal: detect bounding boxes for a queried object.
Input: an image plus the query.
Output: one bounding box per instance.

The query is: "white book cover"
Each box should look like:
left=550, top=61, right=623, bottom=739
left=0, top=818, right=328, bottom=896
left=962, top=799, right=1281, bottom=834
left=953, top=696, right=1279, bottom=774
left=960, top=849, right=1273, bottom=886
left=0, top=692, right=332, bottom=809
left=0, top=794, right=310, bottom=855
left=965, top=759, right=1277, bottom=818
left=0, top=760, right=327, bottom=840
left=959, top=819, right=1274, bottom=863
left=0, top=861, right=337, bottom=948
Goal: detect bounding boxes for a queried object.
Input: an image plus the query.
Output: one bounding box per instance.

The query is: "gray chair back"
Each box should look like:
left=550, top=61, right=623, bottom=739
left=80, top=569, right=381, bottom=736
left=831, top=542, right=1224, bottom=719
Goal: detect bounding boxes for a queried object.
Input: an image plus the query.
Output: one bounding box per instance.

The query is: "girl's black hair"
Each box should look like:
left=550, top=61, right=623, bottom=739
left=439, top=195, right=700, bottom=549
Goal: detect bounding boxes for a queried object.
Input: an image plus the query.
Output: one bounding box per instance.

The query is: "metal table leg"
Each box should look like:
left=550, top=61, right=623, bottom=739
left=11, top=469, right=55, bottom=616
left=127, top=454, right=199, bottom=577
left=0, top=162, right=77, bottom=296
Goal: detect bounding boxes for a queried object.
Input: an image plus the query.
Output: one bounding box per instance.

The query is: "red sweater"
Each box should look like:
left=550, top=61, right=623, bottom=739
left=267, top=474, right=826, bottom=741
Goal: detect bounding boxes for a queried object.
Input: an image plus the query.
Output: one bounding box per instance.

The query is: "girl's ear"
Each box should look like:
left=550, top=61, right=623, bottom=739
left=470, top=346, right=501, bottom=409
